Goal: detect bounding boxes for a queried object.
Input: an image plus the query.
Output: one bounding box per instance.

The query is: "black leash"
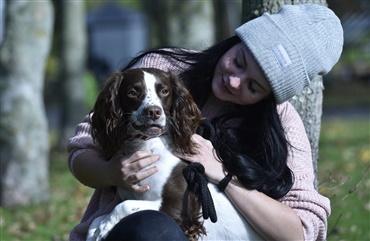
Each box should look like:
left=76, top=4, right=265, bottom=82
left=182, top=162, right=217, bottom=223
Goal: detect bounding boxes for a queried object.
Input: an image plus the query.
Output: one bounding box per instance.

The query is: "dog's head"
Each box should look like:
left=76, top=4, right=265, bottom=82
left=90, top=68, right=202, bottom=158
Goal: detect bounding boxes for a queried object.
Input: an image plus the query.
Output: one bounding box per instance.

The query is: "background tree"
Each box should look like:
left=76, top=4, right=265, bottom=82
left=242, top=0, right=328, bottom=188
left=0, top=0, right=54, bottom=207
left=213, top=0, right=243, bottom=42
left=144, top=0, right=215, bottom=50
left=55, top=0, right=88, bottom=149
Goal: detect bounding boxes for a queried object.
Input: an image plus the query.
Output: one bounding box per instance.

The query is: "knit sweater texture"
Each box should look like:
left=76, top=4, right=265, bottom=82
left=67, top=52, right=330, bottom=241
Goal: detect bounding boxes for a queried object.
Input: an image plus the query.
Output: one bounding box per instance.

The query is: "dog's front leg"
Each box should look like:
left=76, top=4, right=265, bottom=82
left=92, top=199, right=162, bottom=241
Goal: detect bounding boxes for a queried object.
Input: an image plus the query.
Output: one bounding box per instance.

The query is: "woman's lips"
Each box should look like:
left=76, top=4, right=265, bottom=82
left=222, top=77, right=233, bottom=95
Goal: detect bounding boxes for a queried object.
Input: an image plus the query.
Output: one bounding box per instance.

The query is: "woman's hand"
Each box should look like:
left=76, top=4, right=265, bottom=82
left=72, top=150, right=158, bottom=192
left=174, top=134, right=226, bottom=184
left=104, top=151, right=160, bottom=193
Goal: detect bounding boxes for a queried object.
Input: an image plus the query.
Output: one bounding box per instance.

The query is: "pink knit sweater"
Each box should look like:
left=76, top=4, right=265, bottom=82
left=67, top=52, right=330, bottom=241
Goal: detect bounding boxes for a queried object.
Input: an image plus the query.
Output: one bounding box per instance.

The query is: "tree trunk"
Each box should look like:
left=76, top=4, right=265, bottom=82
left=0, top=0, right=54, bottom=207
left=145, top=0, right=215, bottom=50
left=213, top=0, right=232, bottom=43
left=241, top=0, right=328, bottom=189
left=57, top=0, right=88, bottom=149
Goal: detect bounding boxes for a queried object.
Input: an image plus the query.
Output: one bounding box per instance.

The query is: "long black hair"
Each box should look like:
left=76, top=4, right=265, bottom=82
left=121, top=36, right=293, bottom=199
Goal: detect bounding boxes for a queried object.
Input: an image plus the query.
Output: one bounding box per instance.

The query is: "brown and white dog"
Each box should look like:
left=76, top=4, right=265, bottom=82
left=85, top=68, right=263, bottom=241
left=86, top=68, right=203, bottom=241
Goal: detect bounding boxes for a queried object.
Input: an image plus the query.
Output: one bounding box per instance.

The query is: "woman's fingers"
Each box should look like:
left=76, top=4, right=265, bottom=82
left=107, top=151, right=160, bottom=192
left=125, top=151, right=159, bottom=192
left=128, top=156, right=159, bottom=192
left=129, top=152, right=160, bottom=171
left=131, top=183, right=150, bottom=193
left=129, top=165, right=158, bottom=185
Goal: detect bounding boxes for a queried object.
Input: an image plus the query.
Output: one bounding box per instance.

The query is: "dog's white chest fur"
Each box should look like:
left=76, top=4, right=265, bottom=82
left=87, top=136, right=181, bottom=241
left=118, top=136, right=180, bottom=201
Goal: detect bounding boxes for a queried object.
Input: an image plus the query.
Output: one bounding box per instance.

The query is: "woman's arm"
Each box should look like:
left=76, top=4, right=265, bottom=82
left=225, top=180, right=304, bottom=240
left=67, top=115, right=159, bottom=192
left=71, top=150, right=112, bottom=188
left=175, top=134, right=304, bottom=240
left=72, top=150, right=159, bottom=192
left=278, top=102, right=331, bottom=240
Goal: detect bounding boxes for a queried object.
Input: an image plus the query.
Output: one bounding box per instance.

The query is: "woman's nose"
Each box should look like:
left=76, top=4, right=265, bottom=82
left=229, top=76, right=241, bottom=89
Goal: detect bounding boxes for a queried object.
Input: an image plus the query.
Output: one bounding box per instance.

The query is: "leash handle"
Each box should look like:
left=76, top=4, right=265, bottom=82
left=183, top=162, right=217, bottom=223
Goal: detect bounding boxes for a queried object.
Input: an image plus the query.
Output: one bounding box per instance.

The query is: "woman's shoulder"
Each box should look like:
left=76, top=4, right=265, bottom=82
left=276, top=101, right=303, bottom=127
left=277, top=101, right=296, bottom=114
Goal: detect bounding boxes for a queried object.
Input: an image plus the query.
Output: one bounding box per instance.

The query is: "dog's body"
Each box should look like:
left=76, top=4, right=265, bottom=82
left=87, top=136, right=189, bottom=241
left=85, top=68, right=263, bottom=241
left=202, top=185, right=262, bottom=240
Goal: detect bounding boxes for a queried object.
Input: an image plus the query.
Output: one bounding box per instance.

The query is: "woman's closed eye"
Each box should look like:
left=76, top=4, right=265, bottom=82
left=248, top=81, right=256, bottom=94
left=234, top=50, right=247, bottom=69
left=233, top=58, right=243, bottom=68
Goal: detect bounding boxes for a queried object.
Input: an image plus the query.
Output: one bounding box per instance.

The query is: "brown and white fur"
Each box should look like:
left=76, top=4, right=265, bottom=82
left=85, top=68, right=263, bottom=241
left=86, top=68, right=203, bottom=241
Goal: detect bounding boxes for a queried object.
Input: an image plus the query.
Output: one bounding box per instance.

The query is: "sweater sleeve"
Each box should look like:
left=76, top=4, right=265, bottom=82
left=277, top=102, right=330, bottom=241
left=67, top=114, right=101, bottom=176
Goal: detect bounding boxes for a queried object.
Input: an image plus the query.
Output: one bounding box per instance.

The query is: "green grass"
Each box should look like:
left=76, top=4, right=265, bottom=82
left=318, top=119, right=370, bottom=241
left=323, top=80, right=370, bottom=109
left=0, top=152, right=93, bottom=241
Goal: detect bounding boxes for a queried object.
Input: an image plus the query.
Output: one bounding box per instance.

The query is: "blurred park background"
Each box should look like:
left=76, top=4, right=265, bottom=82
left=0, top=0, right=369, bottom=240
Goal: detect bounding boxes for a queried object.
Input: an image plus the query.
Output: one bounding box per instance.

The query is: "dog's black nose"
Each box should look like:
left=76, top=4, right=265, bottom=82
left=146, top=106, right=162, bottom=120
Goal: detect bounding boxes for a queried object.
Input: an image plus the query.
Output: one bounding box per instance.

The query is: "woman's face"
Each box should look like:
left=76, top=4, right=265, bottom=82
left=212, top=43, right=272, bottom=105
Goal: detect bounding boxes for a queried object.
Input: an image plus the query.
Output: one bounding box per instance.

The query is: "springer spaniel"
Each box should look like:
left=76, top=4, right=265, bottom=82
left=85, top=68, right=263, bottom=241
left=86, top=68, right=203, bottom=241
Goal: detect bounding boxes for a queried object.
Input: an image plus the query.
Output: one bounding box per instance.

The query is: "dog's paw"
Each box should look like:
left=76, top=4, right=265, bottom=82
left=112, top=199, right=161, bottom=217
left=94, top=201, right=139, bottom=240
left=94, top=210, right=124, bottom=240
left=89, top=200, right=162, bottom=240
left=87, top=214, right=107, bottom=241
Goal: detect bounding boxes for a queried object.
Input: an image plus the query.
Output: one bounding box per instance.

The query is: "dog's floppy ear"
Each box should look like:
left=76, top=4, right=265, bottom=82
left=168, top=72, right=202, bottom=155
left=90, top=72, right=125, bottom=158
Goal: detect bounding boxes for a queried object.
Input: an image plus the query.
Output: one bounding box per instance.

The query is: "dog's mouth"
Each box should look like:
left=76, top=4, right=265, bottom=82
left=131, top=123, right=166, bottom=138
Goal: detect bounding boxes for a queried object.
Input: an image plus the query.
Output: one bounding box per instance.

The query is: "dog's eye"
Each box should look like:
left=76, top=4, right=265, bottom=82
left=127, top=90, right=138, bottom=98
left=160, top=88, right=169, bottom=96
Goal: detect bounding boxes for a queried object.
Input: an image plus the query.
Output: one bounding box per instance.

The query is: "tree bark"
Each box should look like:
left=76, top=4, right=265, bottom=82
left=0, top=0, right=54, bottom=207
left=241, top=0, right=328, bottom=189
left=57, top=0, right=88, bottom=149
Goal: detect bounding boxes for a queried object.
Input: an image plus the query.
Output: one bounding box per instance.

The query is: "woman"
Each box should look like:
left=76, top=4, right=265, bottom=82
left=68, top=4, right=343, bottom=241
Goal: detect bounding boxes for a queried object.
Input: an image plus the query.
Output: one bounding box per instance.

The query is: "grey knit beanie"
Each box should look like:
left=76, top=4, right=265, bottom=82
left=235, top=4, right=343, bottom=104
